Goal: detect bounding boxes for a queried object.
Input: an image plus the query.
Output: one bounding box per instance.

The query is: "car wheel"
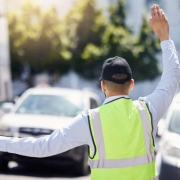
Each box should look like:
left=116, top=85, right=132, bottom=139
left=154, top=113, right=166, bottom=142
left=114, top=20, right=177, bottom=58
left=0, top=158, right=8, bottom=171
left=75, top=147, right=89, bottom=176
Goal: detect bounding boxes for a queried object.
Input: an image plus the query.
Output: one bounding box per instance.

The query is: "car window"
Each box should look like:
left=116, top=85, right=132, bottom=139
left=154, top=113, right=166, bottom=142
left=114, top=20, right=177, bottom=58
left=15, top=95, right=83, bottom=117
left=168, top=108, right=180, bottom=135
left=90, top=98, right=99, bottom=109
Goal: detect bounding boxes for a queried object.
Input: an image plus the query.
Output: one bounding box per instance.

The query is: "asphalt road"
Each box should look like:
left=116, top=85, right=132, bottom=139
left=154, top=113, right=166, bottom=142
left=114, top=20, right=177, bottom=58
left=0, top=162, right=90, bottom=180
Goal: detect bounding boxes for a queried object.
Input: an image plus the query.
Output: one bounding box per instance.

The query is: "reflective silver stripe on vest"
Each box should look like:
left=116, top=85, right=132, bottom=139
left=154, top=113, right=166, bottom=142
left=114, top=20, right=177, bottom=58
left=89, top=153, right=155, bottom=168
left=89, top=100, right=155, bottom=169
left=151, top=176, right=159, bottom=180
left=89, top=108, right=106, bottom=160
left=134, top=100, right=154, bottom=162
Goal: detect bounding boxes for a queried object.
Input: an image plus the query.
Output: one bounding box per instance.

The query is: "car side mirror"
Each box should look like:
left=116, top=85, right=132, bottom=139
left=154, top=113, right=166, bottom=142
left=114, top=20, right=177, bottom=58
left=14, top=96, right=19, bottom=103
left=1, top=102, right=15, bottom=113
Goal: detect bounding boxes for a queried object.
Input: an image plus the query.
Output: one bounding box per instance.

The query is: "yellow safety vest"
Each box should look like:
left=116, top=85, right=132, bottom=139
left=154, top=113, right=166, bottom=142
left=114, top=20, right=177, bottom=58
left=88, top=98, right=157, bottom=180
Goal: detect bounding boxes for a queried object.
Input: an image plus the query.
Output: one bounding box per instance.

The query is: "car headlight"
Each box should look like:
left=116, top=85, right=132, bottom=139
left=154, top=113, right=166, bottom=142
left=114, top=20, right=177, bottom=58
left=0, top=125, right=19, bottom=137
left=164, top=142, right=180, bottom=158
left=0, top=124, right=9, bottom=133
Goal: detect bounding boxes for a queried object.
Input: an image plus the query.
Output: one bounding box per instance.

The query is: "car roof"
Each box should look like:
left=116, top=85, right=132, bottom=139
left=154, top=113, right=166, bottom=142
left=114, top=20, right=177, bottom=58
left=12, top=87, right=102, bottom=113
left=24, top=87, right=84, bottom=96
left=19, top=87, right=101, bottom=104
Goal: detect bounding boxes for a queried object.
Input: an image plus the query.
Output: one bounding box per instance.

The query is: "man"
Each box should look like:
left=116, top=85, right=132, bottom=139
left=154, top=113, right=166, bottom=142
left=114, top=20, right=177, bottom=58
left=0, top=4, right=179, bottom=180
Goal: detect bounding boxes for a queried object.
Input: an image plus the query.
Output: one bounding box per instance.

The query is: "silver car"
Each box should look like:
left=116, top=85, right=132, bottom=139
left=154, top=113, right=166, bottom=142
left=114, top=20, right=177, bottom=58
left=156, top=93, right=180, bottom=180
left=0, top=87, right=101, bottom=175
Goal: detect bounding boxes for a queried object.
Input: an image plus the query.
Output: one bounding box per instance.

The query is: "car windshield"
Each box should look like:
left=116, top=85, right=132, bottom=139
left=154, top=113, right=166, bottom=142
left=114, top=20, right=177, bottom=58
left=15, top=95, right=83, bottom=117
left=168, top=108, right=180, bottom=135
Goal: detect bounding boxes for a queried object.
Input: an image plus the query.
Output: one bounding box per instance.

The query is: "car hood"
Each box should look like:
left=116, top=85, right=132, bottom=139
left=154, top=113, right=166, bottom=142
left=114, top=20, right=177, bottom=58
left=0, top=113, right=74, bottom=130
left=159, top=131, right=180, bottom=150
left=162, top=130, right=180, bottom=140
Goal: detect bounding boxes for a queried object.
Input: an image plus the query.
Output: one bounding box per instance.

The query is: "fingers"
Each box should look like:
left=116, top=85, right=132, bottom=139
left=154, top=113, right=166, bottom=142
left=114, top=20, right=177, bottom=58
left=156, top=7, right=162, bottom=17
left=151, top=4, right=168, bottom=21
left=149, top=17, right=152, bottom=26
left=151, top=4, right=158, bottom=18
left=151, top=4, right=160, bottom=19
left=160, top=9, right=168, bottom=21
left=149, top=4, right=169, bottom=40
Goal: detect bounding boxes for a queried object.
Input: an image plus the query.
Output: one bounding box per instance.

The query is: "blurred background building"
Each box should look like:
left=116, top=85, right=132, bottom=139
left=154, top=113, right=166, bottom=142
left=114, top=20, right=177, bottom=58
left=0, top=0, right=12, bottom=101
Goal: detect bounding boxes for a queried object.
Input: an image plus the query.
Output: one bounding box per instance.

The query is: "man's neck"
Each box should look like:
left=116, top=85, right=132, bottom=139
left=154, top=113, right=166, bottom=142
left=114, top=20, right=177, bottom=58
left=105, top=92, right=129, bottom=98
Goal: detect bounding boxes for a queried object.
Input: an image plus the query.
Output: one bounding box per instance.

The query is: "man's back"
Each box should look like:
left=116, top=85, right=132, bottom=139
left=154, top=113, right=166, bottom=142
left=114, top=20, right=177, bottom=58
left=88, top=98, right=156, bottom=180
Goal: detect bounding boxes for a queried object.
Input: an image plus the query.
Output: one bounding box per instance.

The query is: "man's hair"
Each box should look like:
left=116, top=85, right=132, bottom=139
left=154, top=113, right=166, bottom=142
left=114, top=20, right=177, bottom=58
left=104, top=73, right=131, bottom=93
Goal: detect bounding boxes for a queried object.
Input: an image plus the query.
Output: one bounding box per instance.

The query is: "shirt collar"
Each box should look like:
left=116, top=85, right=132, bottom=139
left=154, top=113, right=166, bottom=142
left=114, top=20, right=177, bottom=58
left=103, top=95, right=130, bottom=105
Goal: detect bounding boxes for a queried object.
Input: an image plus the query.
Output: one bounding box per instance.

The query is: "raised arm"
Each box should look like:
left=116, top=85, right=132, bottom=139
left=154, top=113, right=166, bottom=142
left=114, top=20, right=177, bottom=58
left=140, top=4, right=180, bottom=138
left=149, top=4, right=170, bottom=42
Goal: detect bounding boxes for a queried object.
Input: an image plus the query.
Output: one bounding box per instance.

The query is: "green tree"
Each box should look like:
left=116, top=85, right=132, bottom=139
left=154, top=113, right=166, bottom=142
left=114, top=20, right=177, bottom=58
left=109, top=0, right=129, bottom=31
left=8, top=0, right=71, bottom=85
left=134, top=14, right=160, bottom=81
left=65, top=0, right=160, bottom=82
left=8, top=0, right=160, bottom=86
left=100, top=0, right=160, bottom=81
left=64, top=0, right=106, bottom=79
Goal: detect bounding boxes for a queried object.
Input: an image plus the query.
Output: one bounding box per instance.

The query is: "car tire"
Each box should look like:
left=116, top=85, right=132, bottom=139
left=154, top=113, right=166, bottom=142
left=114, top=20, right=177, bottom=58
left=0, top=158, right=8, bottom=171
left=75, top=147, right=89, bottom=176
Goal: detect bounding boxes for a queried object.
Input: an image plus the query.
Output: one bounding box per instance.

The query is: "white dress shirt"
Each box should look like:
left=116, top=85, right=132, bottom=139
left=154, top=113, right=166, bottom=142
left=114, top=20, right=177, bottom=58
left=0, top=40, right=180, bottom=158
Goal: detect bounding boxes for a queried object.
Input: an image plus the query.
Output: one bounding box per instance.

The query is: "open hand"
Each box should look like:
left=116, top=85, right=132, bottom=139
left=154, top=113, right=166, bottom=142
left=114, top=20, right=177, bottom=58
left=149, top=4, right=170, bottom=42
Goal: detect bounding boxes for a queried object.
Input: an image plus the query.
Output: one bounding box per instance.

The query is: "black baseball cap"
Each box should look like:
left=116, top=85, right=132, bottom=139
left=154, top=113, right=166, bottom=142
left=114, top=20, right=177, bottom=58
left=99, top=56, right=132, bottom=84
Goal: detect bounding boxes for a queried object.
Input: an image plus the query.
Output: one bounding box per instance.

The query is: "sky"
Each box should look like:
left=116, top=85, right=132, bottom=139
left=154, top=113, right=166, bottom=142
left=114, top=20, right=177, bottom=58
left=5, top=0, right=77, bottom=16
left=33, top=0, right=110, bottom=16
left=5, top=0, right=111, bottom=17
left=35, top=0, right=76, bottom=16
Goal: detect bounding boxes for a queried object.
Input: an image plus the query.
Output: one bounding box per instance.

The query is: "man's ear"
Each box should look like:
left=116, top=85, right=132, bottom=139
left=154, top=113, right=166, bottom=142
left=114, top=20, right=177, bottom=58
left=101, top=81, right=106, bottom=92
left=129, top=79, right=134, bottom=90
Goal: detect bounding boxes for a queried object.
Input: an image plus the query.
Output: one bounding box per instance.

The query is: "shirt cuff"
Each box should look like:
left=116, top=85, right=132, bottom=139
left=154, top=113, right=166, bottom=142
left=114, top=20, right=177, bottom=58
left=160, top=40, right=175, bottom=51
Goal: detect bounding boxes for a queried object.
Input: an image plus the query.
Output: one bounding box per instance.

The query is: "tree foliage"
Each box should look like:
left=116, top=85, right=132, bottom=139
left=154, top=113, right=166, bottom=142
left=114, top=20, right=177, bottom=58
left=63, top=0, right=106, bottom=79
left=8, top=0, right=71, bottom=80
left=100, top=0, right=160, bottom=81
left=133, top=14, right=160, bottom=80
left=67, top=0, right=160, bottom=81
left=8, top=0, right=160, bottom=85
